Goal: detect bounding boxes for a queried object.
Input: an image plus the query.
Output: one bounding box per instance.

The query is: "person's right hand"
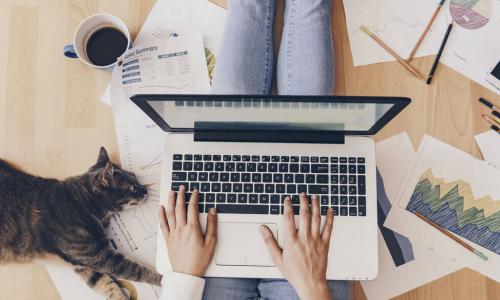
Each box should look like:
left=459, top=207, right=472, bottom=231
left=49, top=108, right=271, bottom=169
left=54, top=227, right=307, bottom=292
left=260, top=193, right=334, bottom=300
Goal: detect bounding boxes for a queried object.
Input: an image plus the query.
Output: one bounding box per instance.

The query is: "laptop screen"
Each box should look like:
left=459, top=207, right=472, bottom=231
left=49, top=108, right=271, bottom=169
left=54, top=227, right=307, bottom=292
left=131, top=95, right=410, bottom=135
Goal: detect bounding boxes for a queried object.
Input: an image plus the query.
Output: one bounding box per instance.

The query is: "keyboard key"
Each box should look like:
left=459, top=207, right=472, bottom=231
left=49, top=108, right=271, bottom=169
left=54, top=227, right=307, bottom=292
left=311, top=157, right=319, bottom=163
left=321, top=206, right=328, bottom=215
left=238, top=194, right=248, bottom=203
left=270, top=205, right=280, bottom=215
left=331, top=185, right=339, bottom=194
left=358, top=165, right=365, bottom=174
left=301, top=156, right=309, bottom=162
left=340, top=196, right=348, bottom=205
left=252, top=173, right=262, bottom=182
left=173, top=162, right=182, bottom=170
left=331, top=165, right=338, bottom=173
left=172, top=172, right=187, bottom=181
left=171, top=182, right=188, bottom=191
left=217, top=204, right=268, bottom=214
left=358, top=176, right=366, bottom=195
left=340, top=185, right=348, bottom=194
left=306, top=174, right=315, bottom=183
left=244, top=183, right=253, bottom=193
left=273, top=174, right=283, bottom=183
left=311, top=164, right=328, bottom=173
left=300, top=164, right=310, bottom=173
left=213, top=155, right=221, bottom=161
left=320, top=196, right=329, bottom=205
left=189, top=182, right=199, bottom=191
left=358, top=207, right=366, bottom=216
left=298, top=184, right=307, bottom=193
left=188, top=172, right=197, bottom=181
left=269, top=163, right=278, bottom=172
left=348, top=157, right=356, bottom=163
left=258, top=163, right=267, bottom=172
left=349, top=207, right=357, bottom=216
left=259, top=194, right=269, bottom=203
left=271, top=194, right=280, bottom=204
left=215, top=162, right=224, bottom=171
left=271, top=156, right=280, bottom=162
left=255, top=184, right=264, bottom=193
left=251, top=155, right=260, bottom=162
left=287, top=184, right=297, bottom=194
left=349, top=165, right=356, bottom=173
left=173, top=154, right=182, bottom=160
left=331, top=157, right=339, bottom=163
left=340, top=175, right=347, bottom=184
left=280, top=156, right=290, bottom=162
left=230, top=173, right=240, bottom=182
left=242, top=173, right=251, bottom=182
left=205, top=204, right=215, bottom=213
left=320, top=157, right=328, bottom=163
left=295, top=174, right=305, bottom=183
left=331, top=175, right=338, bottom=184
left=291, top=156, right=300, bottom=162
left=184, top=154, right=193, bottom=160
left=247, top=163, right=257, bottom=172
left=262, top=156, right=271, bottom=162
left=349, top=186, right=357, bottom=195
left=340, top=165, right=347, bottom=173
left=349, top=196, right=357, bottom=205
left=340, top=206, right=348, bottom=216
left=199, top=172, right=208, bottom=181
left=263, top=173, right=272, bottom=182
left=216, top=194, right=226, bottom=203
left=276, top=184, right=286, bottom=193
left=317, top=175, right=328, bottom=183
left=201, top=183, right=210, bottom=192
left=227, top=194, right=237, bottom=203
left=331, top=196, right=339, bottom=205
left=265, top=184, right=275, bottom=193
left=357, top=157, right=365, bottom=163
left=194, top=162, right=203, bottom=171
left=236, top=163, right=246, bottom=172
left=211, top=183, right=221, bottom=192
left=279, top=164, right=288, bottom=172
left=349, top=175, right=356, bottom=184
left=332, top=206, right=339, bottom=216
left=340, top=157, right=347, bottom=163
left=232, top=155, right=241, bottom=161
left=209, top=173, right=219, bottom=181
left=206, top=193, right=215, bottom=203
left=203, top=154, right=212, bottom=161
left=222, top=183, right=231, bottom=192
left=284, top=174, right=294, bottom=183
left=226, top=163, right=235, bottom=171
left=358, top=196, right=366, bottom=206
left=242, top=155, right=250, bottom=162
left=220, top=173, right=229, bottom=182
left=290, top=164, right=299, bottom=172
left=308, top=185, right=329, bottom=194
left=223, top=155, right=231, bottom=161
left=204, top=162, right=214, bottom=171
left=249, top=194, right=258, bottom=203
left=183, top=162, right=193, bottom=171
left=233, top=183, right=242, bottom=193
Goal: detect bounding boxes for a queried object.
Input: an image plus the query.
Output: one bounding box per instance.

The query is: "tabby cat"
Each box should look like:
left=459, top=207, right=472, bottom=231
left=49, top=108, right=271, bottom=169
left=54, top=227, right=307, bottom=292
left=0, top=147, right=162, bottom=300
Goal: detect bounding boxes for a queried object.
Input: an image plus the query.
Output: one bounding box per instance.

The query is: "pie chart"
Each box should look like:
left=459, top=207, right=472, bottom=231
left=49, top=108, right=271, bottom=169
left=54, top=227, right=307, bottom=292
left=449, top=0, right=492, bottom=30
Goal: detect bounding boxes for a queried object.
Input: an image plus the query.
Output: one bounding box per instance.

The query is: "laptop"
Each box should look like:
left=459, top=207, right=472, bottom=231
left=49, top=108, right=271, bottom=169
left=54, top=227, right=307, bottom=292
left=131, top=94, right=410, bottom=280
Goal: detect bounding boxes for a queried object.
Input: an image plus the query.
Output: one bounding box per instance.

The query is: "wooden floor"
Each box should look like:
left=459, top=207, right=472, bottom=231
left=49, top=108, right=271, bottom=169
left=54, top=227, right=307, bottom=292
left=0, top=0, right=499, bottom=299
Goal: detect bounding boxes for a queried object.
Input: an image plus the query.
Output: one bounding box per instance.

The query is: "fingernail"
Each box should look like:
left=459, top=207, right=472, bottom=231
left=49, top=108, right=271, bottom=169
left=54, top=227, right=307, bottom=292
left=259, top=225, right=266, bottom=234
left=194, top=188, right=198, bottom=193
left=328, top=207, right=333, bottom=214
left=179, top=185, right=185, bottom=191
left=210, top=207, right=216, bottom=215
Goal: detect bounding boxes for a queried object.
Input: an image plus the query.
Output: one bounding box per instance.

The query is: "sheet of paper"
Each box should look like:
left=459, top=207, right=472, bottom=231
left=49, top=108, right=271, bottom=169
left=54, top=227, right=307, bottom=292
left=360, top=133, right=465, bottom=300
left=385, top=135, right=500, bottom=282
left=100, top=0, right=226, bottom=104
left=343, top=0, right=500, bottom=95
left=475, top=129, right=500, bottom=168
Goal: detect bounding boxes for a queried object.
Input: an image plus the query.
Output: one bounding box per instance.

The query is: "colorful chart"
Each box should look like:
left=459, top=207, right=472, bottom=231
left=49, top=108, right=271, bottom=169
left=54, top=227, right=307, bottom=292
left=406, top=169, right=500, bottom=255
left=449, top=0, right=492, bottom=30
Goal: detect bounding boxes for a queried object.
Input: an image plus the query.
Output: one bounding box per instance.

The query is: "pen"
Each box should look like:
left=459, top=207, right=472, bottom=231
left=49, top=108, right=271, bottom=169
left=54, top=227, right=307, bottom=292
left=361, top=26, right=425, bottom=80
left=414, top=212, right=488, bottom=261
left=481, top=114, right=500, bottom=134
left=479, top=97, right=500, bottom=118
left=427, top=23, right=453, bottom=84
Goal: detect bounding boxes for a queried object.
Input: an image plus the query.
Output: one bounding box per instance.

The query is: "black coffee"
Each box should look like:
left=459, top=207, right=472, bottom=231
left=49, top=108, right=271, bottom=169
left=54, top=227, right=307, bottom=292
left=86, top=27, right=128, bottom=66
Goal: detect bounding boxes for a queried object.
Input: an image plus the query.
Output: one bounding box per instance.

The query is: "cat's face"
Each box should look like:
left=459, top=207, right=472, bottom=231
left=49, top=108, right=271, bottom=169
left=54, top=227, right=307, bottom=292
left=89, top=147, right=149, bottom=211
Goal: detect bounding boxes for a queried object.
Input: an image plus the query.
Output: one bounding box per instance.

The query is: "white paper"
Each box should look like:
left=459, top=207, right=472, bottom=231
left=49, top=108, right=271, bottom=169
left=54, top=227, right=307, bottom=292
left=360, top=133, right=465, bottom=300
left=343, top=0, right=500, bottom=95
left=385, top=135, right=500, bottom=282
left=475, top=130, right=500, bottom=168
left=100, top=0, right=226, bottom=104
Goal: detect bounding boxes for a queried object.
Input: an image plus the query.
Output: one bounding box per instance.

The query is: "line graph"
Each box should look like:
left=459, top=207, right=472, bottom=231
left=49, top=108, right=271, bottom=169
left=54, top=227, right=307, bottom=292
left=406, top=169, right=500, bottom=255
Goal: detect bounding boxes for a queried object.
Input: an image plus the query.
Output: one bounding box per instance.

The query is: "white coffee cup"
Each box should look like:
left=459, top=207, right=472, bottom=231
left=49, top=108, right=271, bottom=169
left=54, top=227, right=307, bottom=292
left=63, top=13, right=131, bottom=69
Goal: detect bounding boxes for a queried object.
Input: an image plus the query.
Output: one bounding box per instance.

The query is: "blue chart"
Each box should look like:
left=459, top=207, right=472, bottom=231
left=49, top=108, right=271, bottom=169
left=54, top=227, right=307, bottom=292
left=377, top=170, right=415, bottom=266
left=406, top=169, right=500, bottom=255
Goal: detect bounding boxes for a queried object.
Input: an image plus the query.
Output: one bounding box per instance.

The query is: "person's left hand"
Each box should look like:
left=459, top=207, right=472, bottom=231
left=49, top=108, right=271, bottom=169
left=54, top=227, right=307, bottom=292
left=159, top=186, right=217, bottom=277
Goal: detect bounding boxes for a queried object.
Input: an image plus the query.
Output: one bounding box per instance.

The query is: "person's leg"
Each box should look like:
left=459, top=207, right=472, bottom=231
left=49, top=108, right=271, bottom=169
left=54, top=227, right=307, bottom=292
left=212, top=0, right=276, bottom=94
left=277, top=0, right=334, bottom=95
left=202, top=278, right=259, bottom=300
left=258, top=279, right=350, bottom=300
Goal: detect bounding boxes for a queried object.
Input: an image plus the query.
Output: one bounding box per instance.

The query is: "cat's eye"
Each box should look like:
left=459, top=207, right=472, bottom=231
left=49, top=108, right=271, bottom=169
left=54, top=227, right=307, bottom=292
left=129, top=184, right=136, bottom=192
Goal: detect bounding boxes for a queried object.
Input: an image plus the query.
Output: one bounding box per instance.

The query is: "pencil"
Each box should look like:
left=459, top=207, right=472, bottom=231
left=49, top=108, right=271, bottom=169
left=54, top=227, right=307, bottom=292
left=479, top=97, right=500, bottom=118
left=427, top=23, right=453, bottom=84
left=414, top=212, right=488, bottom=261
left=482, top=114, right=500, bottom=127
left=407, top=0, right=447, bottom=62
left=361, top=26, right=425, bottom=81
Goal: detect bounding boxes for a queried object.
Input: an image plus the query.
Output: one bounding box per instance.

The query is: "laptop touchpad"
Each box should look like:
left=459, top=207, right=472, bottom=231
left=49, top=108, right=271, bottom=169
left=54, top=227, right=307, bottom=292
left=216, top=222, right=277, bottom=267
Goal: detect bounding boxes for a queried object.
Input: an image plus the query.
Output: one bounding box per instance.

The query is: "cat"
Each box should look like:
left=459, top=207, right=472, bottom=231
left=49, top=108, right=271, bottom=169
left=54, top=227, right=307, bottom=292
left=0, top=147, right=162, bottom=300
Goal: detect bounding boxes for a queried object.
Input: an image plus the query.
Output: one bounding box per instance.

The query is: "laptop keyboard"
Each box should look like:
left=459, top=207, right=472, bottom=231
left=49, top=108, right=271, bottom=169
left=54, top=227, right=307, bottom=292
left=171, top=154, right=367, bottom=217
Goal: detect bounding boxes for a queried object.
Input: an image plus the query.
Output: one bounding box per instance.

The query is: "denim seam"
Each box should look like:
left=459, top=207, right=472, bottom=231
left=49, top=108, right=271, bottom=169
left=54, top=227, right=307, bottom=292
left=262, top=0, right=274, bottom=94
left=286, top=0, right=296, bottom=95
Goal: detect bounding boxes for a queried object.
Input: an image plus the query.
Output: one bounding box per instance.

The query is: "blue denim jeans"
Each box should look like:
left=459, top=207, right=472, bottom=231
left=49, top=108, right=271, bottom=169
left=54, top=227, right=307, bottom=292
left=207, top=0, right=346, bottom=299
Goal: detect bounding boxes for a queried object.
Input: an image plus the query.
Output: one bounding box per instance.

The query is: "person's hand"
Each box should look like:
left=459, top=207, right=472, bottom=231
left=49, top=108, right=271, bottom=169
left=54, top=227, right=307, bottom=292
left=260, top=193, right=334, bottom=300
left=159, top=186, right=217, bottom=277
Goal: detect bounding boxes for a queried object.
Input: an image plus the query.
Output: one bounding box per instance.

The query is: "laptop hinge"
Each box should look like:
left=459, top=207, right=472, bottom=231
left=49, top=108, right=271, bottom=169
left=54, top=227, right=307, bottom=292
left=193, top=129, right=345, bottom=144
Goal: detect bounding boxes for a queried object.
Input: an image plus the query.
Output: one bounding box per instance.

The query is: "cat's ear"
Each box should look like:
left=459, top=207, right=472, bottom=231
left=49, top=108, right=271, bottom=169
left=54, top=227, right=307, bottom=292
left=97, top=161, right=114, bottom=187
left=96, top=147, right=110, bottom=166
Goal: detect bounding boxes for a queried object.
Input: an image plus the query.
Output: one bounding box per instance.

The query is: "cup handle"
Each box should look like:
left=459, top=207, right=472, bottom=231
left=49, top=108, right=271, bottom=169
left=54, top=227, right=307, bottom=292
left=63, top=44, right=78, bottom=58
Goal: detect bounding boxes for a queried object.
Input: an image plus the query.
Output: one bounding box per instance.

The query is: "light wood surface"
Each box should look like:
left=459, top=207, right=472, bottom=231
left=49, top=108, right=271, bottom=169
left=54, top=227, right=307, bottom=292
left=1, top=0, right=499, bottom=299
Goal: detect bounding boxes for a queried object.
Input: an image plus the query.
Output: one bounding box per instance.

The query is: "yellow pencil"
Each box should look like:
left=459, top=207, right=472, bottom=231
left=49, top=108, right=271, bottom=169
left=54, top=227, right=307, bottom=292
left=361, top=26, right=425, bottom=81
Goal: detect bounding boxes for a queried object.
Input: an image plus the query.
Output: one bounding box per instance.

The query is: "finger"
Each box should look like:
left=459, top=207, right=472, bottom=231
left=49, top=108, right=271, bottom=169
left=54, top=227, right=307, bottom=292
left=158, top=206, right=170, bottom=239
left=322, top=207, right=335, bottom=243
left=259, top=225, right=283, bottom=268
left=166, top=190, right=176, bottom=229
left=175, top=185, right=187, bottom=225
left=282, top=197, right=297, bottom=242
left=299, top=193, right=311, bottom=238
left=188, top=190, right=200, bottom=226
left=311, top=195, right=321, bottom=237
left=204, top=208, right=218, bottom=247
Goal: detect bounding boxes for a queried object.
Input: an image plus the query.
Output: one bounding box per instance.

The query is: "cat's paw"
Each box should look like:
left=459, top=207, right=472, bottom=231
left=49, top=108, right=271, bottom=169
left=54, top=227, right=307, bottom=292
left=106, top=284, right=130, bottom=300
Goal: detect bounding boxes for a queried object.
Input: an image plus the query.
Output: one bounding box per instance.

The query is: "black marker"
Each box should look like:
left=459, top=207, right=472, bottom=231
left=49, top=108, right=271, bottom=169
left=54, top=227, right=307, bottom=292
left=479, top=97, right=500, bottom=118
left=427, top=23, right=453, bottom=85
